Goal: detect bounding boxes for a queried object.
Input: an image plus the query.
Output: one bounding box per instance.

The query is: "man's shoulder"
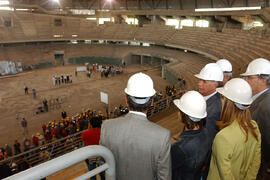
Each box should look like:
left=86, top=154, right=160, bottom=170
left=146, top=120, right=170, bottom=135
left=253, top=89, right=270, bottom=110
left=81, top=129, right=90, bottom=136
left=260, top=89, right=270, bottom=104
left=102, top=114, right=170, bottom=135
left=102, top=116, right=126, bottom=125
left=206, top=93, right=222, bottom=113
left=207, top=93, right=221, bottom=104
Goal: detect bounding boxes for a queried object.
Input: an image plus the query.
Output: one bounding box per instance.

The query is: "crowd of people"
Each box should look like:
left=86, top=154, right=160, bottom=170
left=52, top=74, right=72, bottom=86
left=2, top=84, right=177, bottom=165
left=100, top=65, right=123, bottom=78
left=95, top=58, right=269, bottom=180
left=0, top=80, right=180, bottom=179
left=0, top=104, right=131, bottom=161
left=2, top=58, right=269, bottom=180
left=75, top=64, right=124, bottom=80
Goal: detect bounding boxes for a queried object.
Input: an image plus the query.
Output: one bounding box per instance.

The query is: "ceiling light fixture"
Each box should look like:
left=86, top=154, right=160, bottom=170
left=53, top=34, right=63, bottom=38
left=195, top=6, right=261, bottom=12
left=86, top=17, right=96, bottom=20
left=16, top=8, right=29, bottom=11
left=0, top=0, right=9, bottom=6
left=0, top=6, right=13, bottom=11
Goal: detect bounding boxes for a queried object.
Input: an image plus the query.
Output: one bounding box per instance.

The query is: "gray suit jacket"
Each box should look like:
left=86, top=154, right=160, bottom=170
left=100, top=112, right=171, bottom=180
left=251, top=88, right=270, bottom=164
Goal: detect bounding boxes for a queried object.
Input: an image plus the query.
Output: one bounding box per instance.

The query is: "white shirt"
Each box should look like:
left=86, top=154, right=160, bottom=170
left=204, top=91, right=217, bottom=101
left=129, top=111, right=147, bottom=117
left=252, top=88, right=269, bottom=101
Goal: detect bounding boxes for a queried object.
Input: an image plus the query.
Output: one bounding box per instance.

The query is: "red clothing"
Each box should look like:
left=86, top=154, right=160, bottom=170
left=32, top=136, right=39, bottom=146
left=42, top=125, right=46, bottom=133
left=62, top=129, right=67, bottom=137
left=81, top=128, right=101, bottom=146
left=52, top=129, right=57, bottom=137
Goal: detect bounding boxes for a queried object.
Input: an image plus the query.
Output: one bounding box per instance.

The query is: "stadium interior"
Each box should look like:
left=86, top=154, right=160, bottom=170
left=0, top=0, right=270, bottom=179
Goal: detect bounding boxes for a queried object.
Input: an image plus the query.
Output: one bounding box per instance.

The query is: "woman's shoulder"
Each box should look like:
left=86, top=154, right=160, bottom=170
left=250, top=120, right=259, bottom=127
left=215, top=121, right=242, bottom=141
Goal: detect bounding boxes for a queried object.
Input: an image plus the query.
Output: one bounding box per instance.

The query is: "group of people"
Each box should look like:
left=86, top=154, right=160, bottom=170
left=153, top=85, right=179, bottom=102
left=52, top=74, right=72, bottom=86
left=85, top=58, right=269, bottom=180
left=24, top=85, right=37, bottom=99
left=100, top=65, right=123, bottom=78
left=4, top=58, right=269, bottom=179
left=75, top=64, right=124, bottom=80
left=0, top=105, right=129, bottom=163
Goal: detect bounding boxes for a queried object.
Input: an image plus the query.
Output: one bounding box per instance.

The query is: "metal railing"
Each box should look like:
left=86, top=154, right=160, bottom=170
left=147, top=91, right=183, bottom=117
left=0, top=90, right=183, bottom=178
left=0, top=131, right=83, bottom=168
left=4, top=145, right=115, bottom=180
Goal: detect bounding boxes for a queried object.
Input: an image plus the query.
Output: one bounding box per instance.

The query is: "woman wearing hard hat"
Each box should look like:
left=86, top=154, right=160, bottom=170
left=207, top=78, right=261, bottom=180
left=171, top=91, right=211, bottom=180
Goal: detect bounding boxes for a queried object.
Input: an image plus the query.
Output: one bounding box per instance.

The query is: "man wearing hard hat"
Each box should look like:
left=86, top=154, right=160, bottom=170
left=100, top=72, right=171, bottom=180
left=216, top=59, right=233, bottom=86
left=194, top=63, right=223, bottom=139
left=194, top=63, right=223, bottom=178
left=241, top=58, right=270, bottom=179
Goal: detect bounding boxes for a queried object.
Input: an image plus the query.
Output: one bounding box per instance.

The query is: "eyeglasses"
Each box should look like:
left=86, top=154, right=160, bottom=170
left=242, top=76, right=258, bottom=80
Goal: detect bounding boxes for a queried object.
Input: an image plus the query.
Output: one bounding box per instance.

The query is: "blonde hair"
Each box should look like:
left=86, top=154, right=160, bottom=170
left=218, top=98, right=258, bottom=142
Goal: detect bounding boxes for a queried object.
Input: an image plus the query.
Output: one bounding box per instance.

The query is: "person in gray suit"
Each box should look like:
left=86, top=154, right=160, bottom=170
left=241, top=58, right=270, bottom=179
left=100, top=72, right=171, bottom=180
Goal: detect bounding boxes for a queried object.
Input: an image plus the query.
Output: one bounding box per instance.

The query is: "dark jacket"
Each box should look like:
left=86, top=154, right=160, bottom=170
left=202, top=92, right=222, bottom=179
left=172, top=128, right=211, bottom=180
left=0, top=163, right=12, bottom=179
left=205, top=93, right=222, bottom=141
left=251, top=89, right=270, bottom=167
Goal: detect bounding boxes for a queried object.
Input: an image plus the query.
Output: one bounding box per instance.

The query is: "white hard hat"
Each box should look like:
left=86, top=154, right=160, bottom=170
left=216, top=59, right=232, bottom=72
left=173, top=91, right=207, bottom=121
left=241, top=58, right=270, bottom=76
left=195, top=63, right=223, bottom=81
left=216, top=78, right=252, bottom=105
left=125, top=72, right=156, bottom=98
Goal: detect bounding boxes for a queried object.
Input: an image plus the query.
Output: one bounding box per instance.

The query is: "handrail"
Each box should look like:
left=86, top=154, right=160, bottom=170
left=4, top=145, right=115, bottom=180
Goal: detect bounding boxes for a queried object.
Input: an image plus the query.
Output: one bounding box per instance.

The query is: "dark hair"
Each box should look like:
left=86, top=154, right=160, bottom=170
left=126, top=95, right=153, bottom=112
left=90, top=117, right=102, bottom=128
left=181, top=111, right=205, bottom=130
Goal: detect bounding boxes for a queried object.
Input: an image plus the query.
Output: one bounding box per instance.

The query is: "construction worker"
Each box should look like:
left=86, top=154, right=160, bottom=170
left=100, top=72, right=171, bottom=180
left=172, top=91, right=210, bottom=180
left=216, top=59, right=232, bottom=86
left=208, top=78, right=261, bottom=180
left=241, top=58, right=270, bottom=179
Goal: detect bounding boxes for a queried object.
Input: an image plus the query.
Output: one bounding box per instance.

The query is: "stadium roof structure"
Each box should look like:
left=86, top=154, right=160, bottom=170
left=0, top=0, right=270, bottom=21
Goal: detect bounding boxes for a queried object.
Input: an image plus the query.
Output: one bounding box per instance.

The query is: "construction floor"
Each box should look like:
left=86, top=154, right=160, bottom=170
left=0, top=65, right=173, bottom=146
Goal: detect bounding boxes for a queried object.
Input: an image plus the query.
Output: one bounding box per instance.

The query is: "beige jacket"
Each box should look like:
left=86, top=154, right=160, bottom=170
left=207, top=120, right=261, bottom=180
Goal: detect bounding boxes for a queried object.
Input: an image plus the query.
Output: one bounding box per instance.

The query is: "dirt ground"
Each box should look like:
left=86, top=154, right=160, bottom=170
left=0, top=65, right=172, bottom=147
